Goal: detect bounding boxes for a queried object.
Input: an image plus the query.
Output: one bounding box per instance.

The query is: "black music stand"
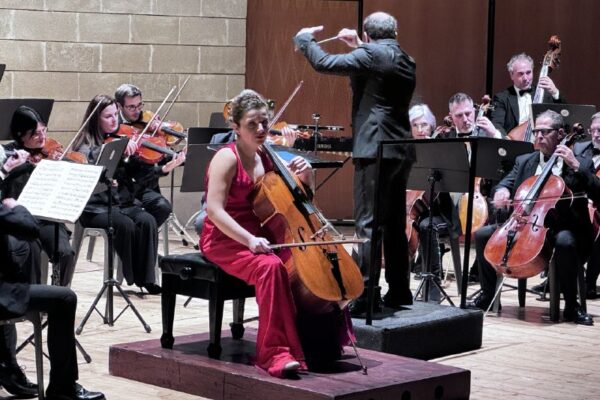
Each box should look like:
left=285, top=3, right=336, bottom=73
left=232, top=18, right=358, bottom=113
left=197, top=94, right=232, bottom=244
left=187, top=127, right=229, bottom=145
left=365, top=137, right=534, bottom=324
left=531, top=103, right=597, bottom=131
left=76, top=139, right=152, bottom=334
left=0, top=99, right=54, bottom=141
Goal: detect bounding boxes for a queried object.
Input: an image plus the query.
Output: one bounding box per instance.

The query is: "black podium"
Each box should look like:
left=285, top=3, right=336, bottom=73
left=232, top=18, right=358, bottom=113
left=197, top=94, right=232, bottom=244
left=365, top=137, right=533, bottom=324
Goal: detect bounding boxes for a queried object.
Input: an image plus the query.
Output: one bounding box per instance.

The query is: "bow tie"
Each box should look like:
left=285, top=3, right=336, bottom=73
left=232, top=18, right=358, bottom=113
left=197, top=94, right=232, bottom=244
left=592, top=147, right=600, bottom=155
left=518, top=88, right=533, bottom=96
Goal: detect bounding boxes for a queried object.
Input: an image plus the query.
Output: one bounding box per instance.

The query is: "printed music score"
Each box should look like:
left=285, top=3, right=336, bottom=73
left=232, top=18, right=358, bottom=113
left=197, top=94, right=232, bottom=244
left=17, top=159, right=103, bottom=224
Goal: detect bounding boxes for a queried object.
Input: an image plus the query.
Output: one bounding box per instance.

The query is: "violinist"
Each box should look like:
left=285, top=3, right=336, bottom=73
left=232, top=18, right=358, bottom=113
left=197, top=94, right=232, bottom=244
left=573, top=112, right=600, bottom=299
left=448, top=93, right=501, bottom=138
left=408, top=104, right=461, bottom=301
left=201, top=89, right=357, bottom=378
left=468, top=110, right=597, bottom=325
left=491, top=53, right=563, bottom=138
left=295, top=11, right=417, bottom=315
left=72, top=94, right=161, bottom=295
left=1, top=106, right=77, bottom=286
left=114, top=83, right=185, bottom=227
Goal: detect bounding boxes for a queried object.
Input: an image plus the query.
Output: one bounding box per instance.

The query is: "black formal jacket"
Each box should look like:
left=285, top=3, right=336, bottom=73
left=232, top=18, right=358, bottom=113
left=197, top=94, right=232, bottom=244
left=0, top=205, right=39, bottom=319
left=495, top=151, right=599, bottom=254
left=573, top=140, right=599, bottom=168
left=294, top=34, right=416, bottom=161
left=491, top=86, right=563, bottom=137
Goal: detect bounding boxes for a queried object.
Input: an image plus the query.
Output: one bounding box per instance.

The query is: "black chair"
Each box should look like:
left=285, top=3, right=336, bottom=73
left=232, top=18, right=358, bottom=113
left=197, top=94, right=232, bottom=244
left=159, top=253, right=255, bottom=358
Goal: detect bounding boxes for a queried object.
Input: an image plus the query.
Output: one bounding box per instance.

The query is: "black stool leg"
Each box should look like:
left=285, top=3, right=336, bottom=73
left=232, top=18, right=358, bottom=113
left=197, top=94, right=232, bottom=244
left=208, top=284, right=224, bottom=359
left=230, top=298, right=246, bottom=340
left=160, top=285, right=176, bottom=349
left=518, top=278, right=527, bottom=307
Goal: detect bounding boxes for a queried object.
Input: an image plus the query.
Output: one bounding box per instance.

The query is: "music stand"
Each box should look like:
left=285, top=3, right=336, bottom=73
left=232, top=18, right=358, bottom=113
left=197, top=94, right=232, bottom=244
left=0, top=99, right=54, bottom=141
left=187, top=127, right=229, bottom=145
left=531, top=103, right=597, bottom=131
left=181, top=144, right=219, bottom=193
left=364, top=137, right=534, bottom=324
left=76, top=138, right=152, bottom=334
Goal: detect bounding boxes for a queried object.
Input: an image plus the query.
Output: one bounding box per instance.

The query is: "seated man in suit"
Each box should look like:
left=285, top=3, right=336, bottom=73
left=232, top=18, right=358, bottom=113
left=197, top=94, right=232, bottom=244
left=448, top=93, right=502, bottom=138
left=468, top=110, right=597, bottom=325
left=573, top=112, right=600, bottom=299
left=491, top=53, right=563, bottom=139
left=0, top=198, right=105, bottom=399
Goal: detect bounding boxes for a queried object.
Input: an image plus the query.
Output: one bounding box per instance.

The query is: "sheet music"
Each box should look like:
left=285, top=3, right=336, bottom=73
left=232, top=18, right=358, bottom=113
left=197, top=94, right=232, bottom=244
left=18, top=160, right=103, bottom=224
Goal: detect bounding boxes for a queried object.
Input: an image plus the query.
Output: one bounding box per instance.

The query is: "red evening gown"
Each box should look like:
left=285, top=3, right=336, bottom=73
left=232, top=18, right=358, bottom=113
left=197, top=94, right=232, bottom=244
left=200, top=143, right=307, bottom=377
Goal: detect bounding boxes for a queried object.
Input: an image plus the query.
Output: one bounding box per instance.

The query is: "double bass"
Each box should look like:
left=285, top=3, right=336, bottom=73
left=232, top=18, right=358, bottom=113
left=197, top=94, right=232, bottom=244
left=483, top=131, right=583, bottom=279
left=508, top=35, right=562, bottom=142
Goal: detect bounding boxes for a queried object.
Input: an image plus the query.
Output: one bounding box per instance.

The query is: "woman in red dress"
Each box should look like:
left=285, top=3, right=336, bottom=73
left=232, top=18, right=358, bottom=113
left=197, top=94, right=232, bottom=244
left=200, top=89, right=328, bottom=378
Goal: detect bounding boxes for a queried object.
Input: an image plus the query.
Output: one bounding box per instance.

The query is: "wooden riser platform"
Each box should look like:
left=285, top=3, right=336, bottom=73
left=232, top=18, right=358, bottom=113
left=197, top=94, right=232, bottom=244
left=109, top=329, right=471, bottom=400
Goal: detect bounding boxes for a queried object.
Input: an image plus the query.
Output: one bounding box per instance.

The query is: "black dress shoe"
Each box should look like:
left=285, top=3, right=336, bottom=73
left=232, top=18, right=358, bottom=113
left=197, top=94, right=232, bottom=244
left=465, top=292, right=500, bottom=311
left=563, top=307, right=594, bottom=326
left=143, top=283, right=162, bottom=295
left=47, top=383, right=105, bottom=400
left=531, top=279, right=549, bottom=294
left=383, top=290, right=413, bottom=308
left=348, top=296, right=382, bottom=317
left=0, top=363, right=38, bottom=398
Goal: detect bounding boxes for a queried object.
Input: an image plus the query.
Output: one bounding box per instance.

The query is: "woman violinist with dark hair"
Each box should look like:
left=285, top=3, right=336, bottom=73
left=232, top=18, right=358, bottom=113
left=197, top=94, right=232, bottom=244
left=1, top=106, right=77, bottom=286
left=72, top=94, right=161, bottom=294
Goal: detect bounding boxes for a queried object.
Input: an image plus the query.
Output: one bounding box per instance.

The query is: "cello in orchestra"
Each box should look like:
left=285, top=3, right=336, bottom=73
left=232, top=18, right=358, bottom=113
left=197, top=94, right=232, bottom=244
left=484, top=126, right=587, bottom=279
left=507, top=35, right=562, bottom=142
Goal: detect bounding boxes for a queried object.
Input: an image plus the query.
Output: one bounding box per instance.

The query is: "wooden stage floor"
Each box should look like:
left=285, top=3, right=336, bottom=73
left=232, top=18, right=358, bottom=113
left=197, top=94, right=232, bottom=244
left=4, top=230, right=600, bottom=400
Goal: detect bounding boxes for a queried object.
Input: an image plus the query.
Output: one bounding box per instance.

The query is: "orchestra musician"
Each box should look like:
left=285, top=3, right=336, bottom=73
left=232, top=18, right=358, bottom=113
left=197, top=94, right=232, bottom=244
left=448, top=93, right=502, bottom=138
left=573, top=112, right=600, bottom=299
left=294, top=11, right=417, bottom=315
left=201, top=89, right=358, bottom=378
left=0, top=199, right=105, bottom=400
left=408, top=104, right=461, bottom=301
left=468, top=110, right=597, bottom=325
left=72, top=94, right=161, bottom=295
left=1, top=106, right=77, bottom=286
left=491, top=53, right=563, bottom=137
left=114, top=83, right=186, bottom=228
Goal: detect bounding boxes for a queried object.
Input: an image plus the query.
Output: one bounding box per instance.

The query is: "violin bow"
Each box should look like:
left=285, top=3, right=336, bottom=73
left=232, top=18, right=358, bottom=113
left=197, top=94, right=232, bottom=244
left=131, top=86, right=177, bottom=143
left=59, top=101, right=103, bottom=161
left=267, top=80, right=304, bottom=130
left=270, top=237, right=368, bottom=250
left=148, top=75, right=192, bottom=137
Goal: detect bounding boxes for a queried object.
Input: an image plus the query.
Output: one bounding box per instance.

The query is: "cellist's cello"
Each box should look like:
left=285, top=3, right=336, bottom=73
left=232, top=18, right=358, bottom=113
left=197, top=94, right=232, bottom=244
left=252, top=83, right=364, bottom=313
left=484, top=131, right=584, bottom=278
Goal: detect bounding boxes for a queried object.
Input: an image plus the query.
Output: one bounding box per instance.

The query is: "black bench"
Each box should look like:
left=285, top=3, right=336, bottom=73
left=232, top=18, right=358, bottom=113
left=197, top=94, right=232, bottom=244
left=159, top=252, right=256, bottom=358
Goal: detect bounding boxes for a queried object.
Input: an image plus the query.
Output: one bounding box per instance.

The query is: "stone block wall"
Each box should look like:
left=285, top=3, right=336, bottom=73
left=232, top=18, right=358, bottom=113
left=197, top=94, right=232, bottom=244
left=0, top=0, right=247, bottom=226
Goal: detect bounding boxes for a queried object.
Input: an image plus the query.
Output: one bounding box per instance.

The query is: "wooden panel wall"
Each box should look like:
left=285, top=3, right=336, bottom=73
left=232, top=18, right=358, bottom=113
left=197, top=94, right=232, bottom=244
left=247, top=0, right=357, bottom=219
left=247, top=0, right=600, bottom=219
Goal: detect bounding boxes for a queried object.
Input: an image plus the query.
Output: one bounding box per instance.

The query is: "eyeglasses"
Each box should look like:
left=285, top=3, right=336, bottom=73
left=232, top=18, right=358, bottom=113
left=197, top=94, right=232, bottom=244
left=124, top=102, right=144, bottom=111
left=532, top=128, right=557, bottom=136
left=588, top=128, right=600, bottom=135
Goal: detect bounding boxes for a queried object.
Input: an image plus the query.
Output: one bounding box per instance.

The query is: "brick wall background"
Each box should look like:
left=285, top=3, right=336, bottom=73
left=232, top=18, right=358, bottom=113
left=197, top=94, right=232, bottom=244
left=0, top=0, right=247, bottom=227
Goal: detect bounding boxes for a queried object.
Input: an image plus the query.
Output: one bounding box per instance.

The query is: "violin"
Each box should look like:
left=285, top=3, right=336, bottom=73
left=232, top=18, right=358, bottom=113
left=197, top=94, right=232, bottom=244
left=110, top=124, right=176, bottom=164
left=483, top=130, right=583, bottom=279
left=132, top=110, right=187, bottom=146
left=7, top=137, right=87, bottom=165
left=508, top=35, right=562, bottom=142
